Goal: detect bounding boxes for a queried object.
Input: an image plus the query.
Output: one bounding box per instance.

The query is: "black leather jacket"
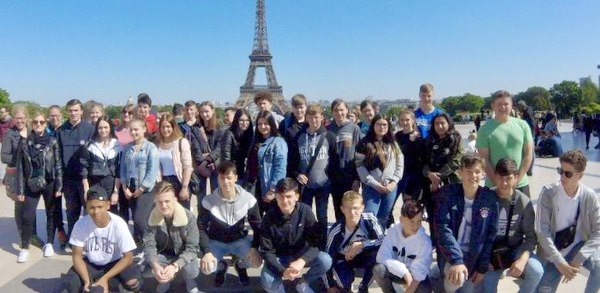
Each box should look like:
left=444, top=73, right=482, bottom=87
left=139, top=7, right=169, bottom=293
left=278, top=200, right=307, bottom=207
left=1, top=127, right=25, bottom=167
left=16, top=134, right=63, bottom=194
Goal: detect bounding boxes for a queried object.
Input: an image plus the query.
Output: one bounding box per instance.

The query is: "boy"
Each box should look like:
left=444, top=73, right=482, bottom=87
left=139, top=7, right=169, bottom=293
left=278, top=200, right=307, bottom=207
left=198, top=161, right=262, bottom=287
left=414, top=83, right=443, bottom=139
left=63, top=186, right=142, bottom=293
left=137, top=92, right=157, bottom=134
left=260, top=178, right=332, bottom=293
left=143, top=181, right=200, bottom=293
left=480, top=158, right=542, bottom=292
left=223, top=107, right=235, bottom=126
left=280, top=94, right=308, bottom=175
left=290, top=103, right=338, bottom=248
left=254, top=91, right=284, bottom=124
left=433, top=154, right=499, bottom=293
left=535, top=150, right=600, bottom=292
left=324, top=191, right=384, bottom=293
left=373, top=200, right=433, bottom=293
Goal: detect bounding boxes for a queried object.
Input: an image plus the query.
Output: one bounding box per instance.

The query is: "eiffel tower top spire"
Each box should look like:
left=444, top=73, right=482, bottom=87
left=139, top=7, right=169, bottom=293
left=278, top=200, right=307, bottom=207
left=252, top=0, right=270, bottom=56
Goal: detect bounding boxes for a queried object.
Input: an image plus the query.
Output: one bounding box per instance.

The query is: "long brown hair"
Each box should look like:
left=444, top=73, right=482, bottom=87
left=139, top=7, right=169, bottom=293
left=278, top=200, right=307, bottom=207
left=156, top=113, right=183, bottom=142
left=364, top=114, right=399, bottom=168
left=198, top=101, right=218, bottom=132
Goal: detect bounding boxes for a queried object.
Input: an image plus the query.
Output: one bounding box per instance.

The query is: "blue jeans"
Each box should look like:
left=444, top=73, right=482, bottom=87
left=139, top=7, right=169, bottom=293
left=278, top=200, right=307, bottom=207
left=301, top=184, right=330, bottom=248
left=362, top=184, right=397, bottom=226
left=536, top=241, right=600, bottom=293
left=478, top=254, right=543, bottom=293
left=261, top=251, right=332, bottom=293
left=202, top=236, right=254, bottom=274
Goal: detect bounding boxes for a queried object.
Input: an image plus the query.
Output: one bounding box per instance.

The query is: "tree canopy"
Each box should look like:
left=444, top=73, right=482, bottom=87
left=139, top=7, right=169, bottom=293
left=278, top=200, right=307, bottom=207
left=550, top=81, right=583, bottom=116
left=0, top=87, right=11, bottom=105
left=440, top=93, right=484, bottom=116
left=513, top=86, right=552, bottom=111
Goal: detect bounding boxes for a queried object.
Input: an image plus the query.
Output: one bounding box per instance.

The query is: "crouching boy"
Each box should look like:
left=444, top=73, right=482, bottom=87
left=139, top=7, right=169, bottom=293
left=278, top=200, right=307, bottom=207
left=324, top=191, right=385, bottom=293
left=373, top=200, right=433, bottom=293
left=143, top=181, right=200, bottom=293
left=433, top=154, right=499, bottom=293
left=63, top=186, right=142, bottom=293
left=260, top=178, right=332, bottom=293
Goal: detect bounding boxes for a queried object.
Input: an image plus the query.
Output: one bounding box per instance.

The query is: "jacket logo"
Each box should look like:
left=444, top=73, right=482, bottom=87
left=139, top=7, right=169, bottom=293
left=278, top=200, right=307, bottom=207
left=480, top=207, right=490, bottom=219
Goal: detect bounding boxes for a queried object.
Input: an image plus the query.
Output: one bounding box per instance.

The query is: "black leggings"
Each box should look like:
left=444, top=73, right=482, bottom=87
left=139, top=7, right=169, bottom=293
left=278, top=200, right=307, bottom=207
left=17, top=184, right=62, bottom=249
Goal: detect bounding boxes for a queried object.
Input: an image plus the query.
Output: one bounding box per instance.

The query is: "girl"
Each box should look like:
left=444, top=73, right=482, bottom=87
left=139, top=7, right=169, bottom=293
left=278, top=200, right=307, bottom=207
left=14, top=113, right=63, bottom=262
left=220, top=109, right=254, bottom=181
left=115, top=104, right=135, bottom=146
left=355, top=114, right=403, bottom=226
left=197, top=101, right=223, bottom=202
left=246, top=111, right=287, bottom=215
left=80, top=116, right=122, bottom=212
left=155, top=113, right=193, bottom=209
left=84, top=101, right=104, bottom=125
left=422, top=113, right=462, bottom=218
left=120, top=117, right=159, bottom=243
left=395, top=110, right=425, bottom=202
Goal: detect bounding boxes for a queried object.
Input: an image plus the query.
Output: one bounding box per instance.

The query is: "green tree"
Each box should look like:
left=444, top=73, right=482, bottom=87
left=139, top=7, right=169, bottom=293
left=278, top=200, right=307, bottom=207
left=386, top=106, right=404, bottom=117
left=580, top=77, right=599, bottom=106
left=0, top=87, right=10, bottom=105
left=440, top=96, right=461, bottom=116
left=13, top=100, right=44, bottom=117
left=440, top=93, right=484, bottom=116
left=550, top=81, right=583, bottom=116
left=513, top=86, right=552, bottom=111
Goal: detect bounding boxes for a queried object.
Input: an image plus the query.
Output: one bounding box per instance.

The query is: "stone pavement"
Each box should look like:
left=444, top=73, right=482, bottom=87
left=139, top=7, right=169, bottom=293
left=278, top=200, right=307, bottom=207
left=0, top=121, right=598, bottom=292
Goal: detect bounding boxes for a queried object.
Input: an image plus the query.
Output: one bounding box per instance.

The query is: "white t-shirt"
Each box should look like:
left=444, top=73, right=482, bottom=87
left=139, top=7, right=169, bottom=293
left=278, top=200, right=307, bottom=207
left=159, top=148, right=177, bottom=176
left=553, top=182, right=582, bottom=256
left=458, top=197, right=474, bottom=253
left=339, top=226, right=368, bottom=255
left=69, top=212, right=137, bottom=266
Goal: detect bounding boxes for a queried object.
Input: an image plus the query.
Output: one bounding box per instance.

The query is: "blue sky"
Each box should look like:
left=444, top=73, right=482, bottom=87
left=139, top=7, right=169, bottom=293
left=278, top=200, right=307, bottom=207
left=1, top=1, right=599, bottom=106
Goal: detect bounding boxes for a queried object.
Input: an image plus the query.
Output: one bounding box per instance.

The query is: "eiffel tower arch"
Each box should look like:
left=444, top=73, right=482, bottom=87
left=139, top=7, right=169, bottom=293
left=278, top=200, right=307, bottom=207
left=235, top=0, right=289, bottom=114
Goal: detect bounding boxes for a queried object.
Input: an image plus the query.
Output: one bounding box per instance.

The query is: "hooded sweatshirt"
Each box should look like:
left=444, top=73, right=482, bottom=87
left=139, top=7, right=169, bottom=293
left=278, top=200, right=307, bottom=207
left=376, top=223, right=433, bottom=282
left=327, top=120, right=361, bottom=183
left=291, top=125, right=338, bottom=189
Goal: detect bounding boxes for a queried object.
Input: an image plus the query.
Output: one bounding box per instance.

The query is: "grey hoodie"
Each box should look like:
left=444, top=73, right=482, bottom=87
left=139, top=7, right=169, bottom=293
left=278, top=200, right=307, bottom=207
left=291, top=126, right=338, bottom=189
left=535, top=181, right=600, bottom=265
left=327, top=120, right=361, bottom=183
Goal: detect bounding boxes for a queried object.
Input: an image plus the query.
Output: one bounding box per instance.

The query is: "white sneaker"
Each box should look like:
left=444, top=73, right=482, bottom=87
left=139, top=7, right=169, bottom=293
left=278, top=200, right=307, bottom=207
left=17, top=249, right=29, bottom=263
left=295, top=280, right=315, bottom=293
left=43, top=243, right=55, bottom=257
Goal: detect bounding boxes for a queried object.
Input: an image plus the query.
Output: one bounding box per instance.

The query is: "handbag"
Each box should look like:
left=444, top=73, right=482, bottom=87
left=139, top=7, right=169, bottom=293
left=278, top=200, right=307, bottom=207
left=298, top=134, right=326, bottom=195
left=197, top=127, right=215, bottom=178
left=27, top=176, right=47, bottom=193
left=491, top=198, right=516, bottom=271
left=178, top=139, right=201, bottom=194
left=554, top=204, right=580, bottom=250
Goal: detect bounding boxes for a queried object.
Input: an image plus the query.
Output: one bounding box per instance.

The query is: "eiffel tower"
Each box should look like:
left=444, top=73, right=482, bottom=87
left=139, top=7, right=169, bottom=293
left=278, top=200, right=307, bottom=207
left=235, top=0, right=288, bottom=114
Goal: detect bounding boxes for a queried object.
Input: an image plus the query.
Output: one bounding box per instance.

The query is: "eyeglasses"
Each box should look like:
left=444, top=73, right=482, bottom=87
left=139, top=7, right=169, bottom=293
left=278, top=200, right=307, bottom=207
left=32, top=120, right=46, bottom=125
left=374, top=123, right=389, bottom=128
left=239, top=119, right=251, bottom=123
left=557, top=167, right=580, bottom=178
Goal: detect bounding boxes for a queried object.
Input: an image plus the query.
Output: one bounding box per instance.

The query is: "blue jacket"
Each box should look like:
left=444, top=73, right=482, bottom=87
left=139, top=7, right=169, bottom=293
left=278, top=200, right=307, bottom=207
left=257, top=136, right=287, bottom=197
left=434, top=183, right=499, bottom=275
left=120, top=139, right=159, bottom=192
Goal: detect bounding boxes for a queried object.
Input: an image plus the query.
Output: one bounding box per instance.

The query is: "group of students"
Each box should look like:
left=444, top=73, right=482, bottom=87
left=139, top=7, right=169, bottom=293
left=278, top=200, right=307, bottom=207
left=1, top=84, right=598, bottom=293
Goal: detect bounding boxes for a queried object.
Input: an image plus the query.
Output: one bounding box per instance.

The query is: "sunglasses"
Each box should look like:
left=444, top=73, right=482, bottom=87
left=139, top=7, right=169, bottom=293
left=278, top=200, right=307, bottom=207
left=32, top=120, right=46, bottom=125
left=122, top=111, right=133, bottom=115
left=557, top=167, right=579, bottom=178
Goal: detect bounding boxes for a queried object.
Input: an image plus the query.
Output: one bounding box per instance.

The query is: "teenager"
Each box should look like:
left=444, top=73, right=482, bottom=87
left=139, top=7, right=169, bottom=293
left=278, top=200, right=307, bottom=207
left=137, top=93, right=157, bottom=134
left=479, top=158, right=542, bottom=293
left=220, top=109, right=254, bottom=181
left=357, top=100, right=376, bottom=138
left=355, top=114, right=403, bottom=226
left=254, top=91, right=284, bottom=124
left=291, top=103, right=338, bottom=248
left=223, top=107, right=235, bottom=126
left=246, top=110, right=287, bottom=215
left=414, top=83, right=443, bottom=139
left=143, top=181, right=200, bottom=293
left=14, top=113, right=63, bottom=262
left=279, top=94, right=308, bottom=174
left=327, top=99, right=362, bottom=221
left=324, top=191, right=384, bottom=293
left=260, top=178, right=332, bottom=293
left=63, top=186, right=142, bottom=293
left=196, top=101, right=224, bottom=202
left=80, top=116, right=122, bottom=213
left=433, top=154, right=499, bottom=293
left=55, top=99, right=95, bottom=242
left=115, top=104, right=135, bottom=146
left=535, top=150, right=600, bottom=293
left=155, top=113, right=193, bottom=209
left=84, top=101, right=104, bottom=125
left=46, top=105, right=63, bottom=135
left=476, top=90, right=533, bottom=197
left=120, top=117, right=159, bottom=244
left=394, top=109, right=425, bottom=203
left=373, top=200, right=433, bottom=293
left=198, top=161, right=262, bottom=287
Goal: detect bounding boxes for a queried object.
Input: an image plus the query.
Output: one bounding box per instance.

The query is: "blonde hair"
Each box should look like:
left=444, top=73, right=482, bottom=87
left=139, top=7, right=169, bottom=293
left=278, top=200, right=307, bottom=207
left=342, top=190, right=364, bottom=206
left=420, top=83, right=434, bottom=93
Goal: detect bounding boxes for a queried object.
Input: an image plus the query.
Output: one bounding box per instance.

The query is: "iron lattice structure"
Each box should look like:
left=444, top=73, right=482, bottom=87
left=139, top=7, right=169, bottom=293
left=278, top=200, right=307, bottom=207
left=235, top=0, right=288, bottom=114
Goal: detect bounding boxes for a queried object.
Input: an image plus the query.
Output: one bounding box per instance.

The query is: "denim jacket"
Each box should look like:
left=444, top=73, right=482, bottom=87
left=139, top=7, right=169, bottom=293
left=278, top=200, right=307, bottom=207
left=120, top=139, right=159, bottom=192
left=257, top=136, right=287, bottom=197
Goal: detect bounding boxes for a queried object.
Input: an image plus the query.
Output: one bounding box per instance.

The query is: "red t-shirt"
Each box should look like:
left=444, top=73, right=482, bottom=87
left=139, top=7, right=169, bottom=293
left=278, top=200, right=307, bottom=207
left=145, top=114, right=158, bottom=134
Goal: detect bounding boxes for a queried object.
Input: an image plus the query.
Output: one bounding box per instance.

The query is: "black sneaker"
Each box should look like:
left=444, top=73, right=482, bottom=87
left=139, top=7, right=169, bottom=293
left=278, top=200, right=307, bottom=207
left=235, top=262, right=250, bottom=286
left=214, top=261, right=228, bottom=287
